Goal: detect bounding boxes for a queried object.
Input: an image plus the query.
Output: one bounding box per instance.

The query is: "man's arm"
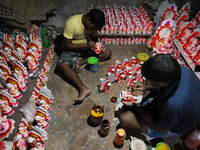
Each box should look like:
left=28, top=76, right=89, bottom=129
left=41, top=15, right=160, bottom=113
left=63, top=37, right=95, bottom=51
left=87, top=35, right=98, bottom=43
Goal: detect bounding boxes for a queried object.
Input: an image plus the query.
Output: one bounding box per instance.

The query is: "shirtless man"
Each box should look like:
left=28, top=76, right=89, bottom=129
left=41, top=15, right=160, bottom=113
left=57, top=9, right=111, bottom=104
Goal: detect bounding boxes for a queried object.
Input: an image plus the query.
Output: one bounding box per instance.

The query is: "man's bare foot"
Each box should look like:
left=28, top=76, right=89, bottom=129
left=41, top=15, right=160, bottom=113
left=74, top=87, right=92, bottom=104
left=74, top=59, right=86, bottom=73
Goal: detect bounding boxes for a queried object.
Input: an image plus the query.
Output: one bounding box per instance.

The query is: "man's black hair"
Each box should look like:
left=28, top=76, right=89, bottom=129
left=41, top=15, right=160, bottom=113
left=141, top=54, right=181, bottom=83
left=87, top=9, right=105, bottom=30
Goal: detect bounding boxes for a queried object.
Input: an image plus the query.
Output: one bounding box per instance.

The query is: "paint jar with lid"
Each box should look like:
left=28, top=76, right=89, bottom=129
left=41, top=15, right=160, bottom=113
left=100, top=119, right=110, bottom=137
left=114, top=128, right=126, bottom=147
left=88, top=57, right=99, bottom=73
left=137, top=53, right=149, bottom=65
left=89, top=105, right=104, bottom=126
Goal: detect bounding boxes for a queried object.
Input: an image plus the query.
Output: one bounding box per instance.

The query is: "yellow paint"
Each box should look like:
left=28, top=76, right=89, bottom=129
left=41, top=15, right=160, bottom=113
left=91, top=107, right=104, bottom=117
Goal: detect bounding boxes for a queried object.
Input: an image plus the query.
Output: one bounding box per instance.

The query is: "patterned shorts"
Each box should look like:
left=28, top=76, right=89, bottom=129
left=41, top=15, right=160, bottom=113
left=58, top=47, right=105, bottom=66
left=58, top=51, right=81, bottom=66
left=146, top=126, right=182, bottom=139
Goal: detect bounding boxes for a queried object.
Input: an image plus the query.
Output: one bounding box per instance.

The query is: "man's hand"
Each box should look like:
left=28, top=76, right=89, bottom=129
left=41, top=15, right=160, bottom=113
left=121, top=100, right=134, bottom=107
left=131, top=82, right=144, bottom=96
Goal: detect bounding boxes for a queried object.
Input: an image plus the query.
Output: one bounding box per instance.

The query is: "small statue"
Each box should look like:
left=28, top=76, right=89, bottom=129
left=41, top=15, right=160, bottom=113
left=35, top=98, right=50, bottom=111
left=107, top=65, right=116, bottom=75
left=124, top=66, right=133, bottom=82
left=27, top=131, right=44, bottom=150
left=129, top=56, right=137, bottom=68
left=32, top=47, right=41, bottom=60
left=26, top=56, right=38, bottom=72
left=94, top=42, right=102, bottom=54
left=0, top=90, right=18, bottom=107
left=15, top=43, right=26, bottom=59
left=115, top=69, right=125, bottom=84
left=18, top=119, right=29, bottom=138
left=31, top=88, right=39, bottom=101
left=120, top=91, right=136, bottom=103
left=99, top=78, right=111, bottom=94
left=6, top=83, right=22, bottom=100
left=0, top=115, right=15, bottom=140
left=13, top=134, right=28, bottom=150
left=25, top=51, right=39, bottom=72
left=114, top=60, right=122, bottom=71
left=3, top=46, right=12, bottom=57
left=122, top=58, right=130, bottom=70
left=35, top=76, right=45, bottom=91
left=15, top=72, right=27, bottom=92
left=34, top=115, right=49, bottom=129
left=0, top=100, right=14, bottom=116
left=183, top=31, right=199, bottom=56
left=0, top=69, right=8, bottom=80
left=0, top=63, right=12, bottom=79
left=31, top=125, right=48, bottom=141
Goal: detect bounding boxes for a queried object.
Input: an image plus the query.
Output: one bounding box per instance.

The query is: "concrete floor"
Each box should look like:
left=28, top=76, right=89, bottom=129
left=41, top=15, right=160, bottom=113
left=43, top=44, right=186, bottom=150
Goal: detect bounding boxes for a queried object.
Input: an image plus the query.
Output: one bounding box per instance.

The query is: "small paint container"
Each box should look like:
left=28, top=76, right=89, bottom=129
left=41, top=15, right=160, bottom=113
left=137, top=53, right=149, bottom=65
left=100, top=119, right=110, bottom=137
left=130, top=137, right=147, bottom=150
left=88, top=57, right=99, bottom=72
left=90, top=105, right=104, bottom=125
left=156, top=142, right=171, bottom=150
left=110, top=96, right=117, bottom=103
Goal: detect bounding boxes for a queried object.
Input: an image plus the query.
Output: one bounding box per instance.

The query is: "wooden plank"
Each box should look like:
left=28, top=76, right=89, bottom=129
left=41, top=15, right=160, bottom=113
left=173, top=40, right=200, bottom=80
left=98, top=32, right=152, bottom=37
left=6, top=47, right=49, bottom=141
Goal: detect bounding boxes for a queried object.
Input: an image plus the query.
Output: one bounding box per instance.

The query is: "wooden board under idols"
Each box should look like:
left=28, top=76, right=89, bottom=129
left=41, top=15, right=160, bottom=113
left=173, top=40, right=200, bottom=80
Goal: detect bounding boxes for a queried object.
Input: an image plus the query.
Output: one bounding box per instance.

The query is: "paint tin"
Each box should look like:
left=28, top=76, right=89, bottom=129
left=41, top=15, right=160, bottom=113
left=137, top=53, right=149, bottom=65
left=100, top=119, right=110, bottom=137
left=114, top=128, right=126, bottom=147
left=110, top=96, right=117, bottom=103
left=90, top=105, right=104, bottom=125
left=88, top=57, right=99, bottom=72
left=156, top=142, right=171, bottom=150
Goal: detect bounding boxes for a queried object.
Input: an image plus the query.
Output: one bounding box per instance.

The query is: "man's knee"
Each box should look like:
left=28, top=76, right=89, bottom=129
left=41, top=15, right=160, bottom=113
left=106, top=49, right=111, bottom=59
left=102, top=49, right=111, bottom=60
left=119, top=111, right=135, bottom=127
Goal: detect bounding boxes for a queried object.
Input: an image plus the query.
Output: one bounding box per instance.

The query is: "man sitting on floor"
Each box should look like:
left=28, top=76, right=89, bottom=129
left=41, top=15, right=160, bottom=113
left=119, top=54, right=200, bottom=140
left=57, top=9, right=111, bottom=104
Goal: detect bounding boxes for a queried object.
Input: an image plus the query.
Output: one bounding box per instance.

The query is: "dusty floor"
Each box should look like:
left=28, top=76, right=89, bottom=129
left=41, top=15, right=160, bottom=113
left=44, top=44, right=186, bottom=150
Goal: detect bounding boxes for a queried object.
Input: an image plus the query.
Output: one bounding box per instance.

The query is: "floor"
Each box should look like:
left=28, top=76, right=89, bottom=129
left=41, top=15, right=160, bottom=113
left=44, top=43, right=187, bottom=150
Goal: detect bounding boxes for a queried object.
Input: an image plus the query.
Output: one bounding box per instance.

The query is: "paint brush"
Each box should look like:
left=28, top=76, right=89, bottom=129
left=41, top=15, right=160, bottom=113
left=99, top=105, right=104, bottom=114
left=86, top=35, right=92, bottom=41
left=94, top=104, right=97, bottom=113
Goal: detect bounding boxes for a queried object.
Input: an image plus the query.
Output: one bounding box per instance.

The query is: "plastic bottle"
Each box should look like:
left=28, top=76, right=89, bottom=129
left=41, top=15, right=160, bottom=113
left=184, top=130, right=200, bottom=149
left=100, top=119, right=110, bottom=137
left=114, top=128, right=126, bottom=147
left=41, top=24, right=50, bottom=48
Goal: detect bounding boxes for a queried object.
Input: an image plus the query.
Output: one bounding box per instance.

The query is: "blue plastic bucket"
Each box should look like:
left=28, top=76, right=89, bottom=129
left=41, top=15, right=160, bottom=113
left=88, top=57, right=99, bottom=72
